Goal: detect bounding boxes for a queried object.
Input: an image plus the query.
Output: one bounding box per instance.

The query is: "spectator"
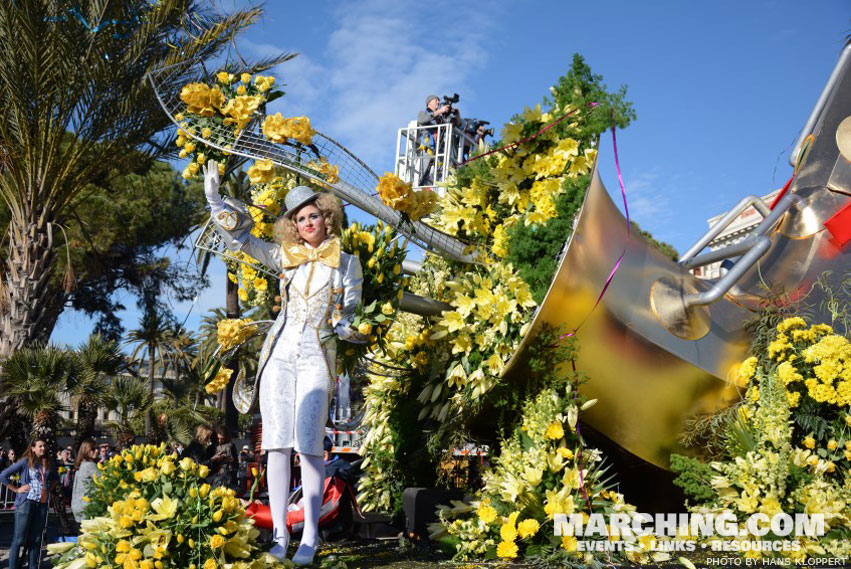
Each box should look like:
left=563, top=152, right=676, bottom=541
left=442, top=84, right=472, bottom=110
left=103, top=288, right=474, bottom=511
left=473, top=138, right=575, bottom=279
left=8, top=448, right=16, bottom=463
left=71, top=439, right=98, bottom=523
left=210, top=425, right=238, bottom=489
left=0, top=438, right=57, bottom=569
left=59, top=447, right=74, bottom=503
left=323, top=437, right=354, bottom=483
left=98, top=442, right=113, bottom=463
left=0, top=447, right=9, bottom=470
left=237, top=445, right=254, bottom=496
left=184, top=424, right=214, bottom=467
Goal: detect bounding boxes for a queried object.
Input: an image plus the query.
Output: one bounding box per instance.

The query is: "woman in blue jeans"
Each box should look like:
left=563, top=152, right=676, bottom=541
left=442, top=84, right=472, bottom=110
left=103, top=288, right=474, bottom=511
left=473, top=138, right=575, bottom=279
left=0, top=439, right=56, bottom=569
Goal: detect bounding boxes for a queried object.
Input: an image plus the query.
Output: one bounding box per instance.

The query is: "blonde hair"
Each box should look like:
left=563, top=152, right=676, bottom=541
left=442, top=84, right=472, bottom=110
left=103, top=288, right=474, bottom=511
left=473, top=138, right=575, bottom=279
left=274, top=193, right=343, bottom=246
left=195, top=424, right=213, bottom=445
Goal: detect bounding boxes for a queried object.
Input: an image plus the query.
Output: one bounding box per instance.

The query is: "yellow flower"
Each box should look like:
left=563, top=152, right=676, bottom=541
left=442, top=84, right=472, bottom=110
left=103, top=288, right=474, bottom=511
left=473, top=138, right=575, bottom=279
left=180, top=83, right=225, bottom=117
left=210, top=534, right=225, bottom=549
left=247, top=159, right=275, bottom=184
left=477, top=504, right=497, bottom=524
left=241, top=72, right=252, bottom=84
left=358, top=322, right=373, bottom=336
left=216, top=71, right=233, bottom=84
left=803, top=436, right=816, bottom=449
left=500, top=522, right=517, bottom=542
left=545, top=421, right=564, bottom=440
left=203, top=558, right=217, bottom=569
left=557, top=447, right=574, bottom=460
left=827, top=439, right=837, bottom=451
left=262, top=113, right=315, bottom=145
left=517, top=519, right=540, bottom=539
left=222, top=95, right=263, bottom=133
left=198, top=466, right=210, bottom=479
left=496, top=540, right=518, bottom=558
left=561, top=535, right=578, bottom=552
left=376, top=173, right=413, bottom=211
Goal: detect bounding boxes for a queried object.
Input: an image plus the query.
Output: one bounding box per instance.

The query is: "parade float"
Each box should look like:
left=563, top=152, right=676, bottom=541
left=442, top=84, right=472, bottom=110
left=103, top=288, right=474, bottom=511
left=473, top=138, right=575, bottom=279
left=46, top=36, right=850, bottom=567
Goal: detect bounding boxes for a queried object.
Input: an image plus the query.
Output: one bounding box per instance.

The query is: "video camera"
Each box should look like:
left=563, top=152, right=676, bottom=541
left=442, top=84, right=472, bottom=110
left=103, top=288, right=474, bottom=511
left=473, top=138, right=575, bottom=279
left=437, top=93, right=461, bottom=123
left=458, top=117, right=494, bottom=139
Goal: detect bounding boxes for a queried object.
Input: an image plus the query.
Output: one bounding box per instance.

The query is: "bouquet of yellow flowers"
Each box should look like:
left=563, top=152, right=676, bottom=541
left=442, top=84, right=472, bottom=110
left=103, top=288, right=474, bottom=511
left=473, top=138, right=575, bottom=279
left=176, top=71, right=282, bottom=180
left=375, top=173, right=438, bottom=222
left=337, top=221, right=407, bottom=376
left=50, top=444, right=276, bottom=569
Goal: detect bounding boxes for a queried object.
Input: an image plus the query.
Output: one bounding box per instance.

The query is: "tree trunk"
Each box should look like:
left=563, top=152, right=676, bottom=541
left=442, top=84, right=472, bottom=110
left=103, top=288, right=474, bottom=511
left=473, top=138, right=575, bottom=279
left=0, top=219, right=58, bottom=358
left=75, top=396, right=99, bottom=447
left=224, top=271, right=240, bottom=434
left=146, top=348, right=155, bottom=438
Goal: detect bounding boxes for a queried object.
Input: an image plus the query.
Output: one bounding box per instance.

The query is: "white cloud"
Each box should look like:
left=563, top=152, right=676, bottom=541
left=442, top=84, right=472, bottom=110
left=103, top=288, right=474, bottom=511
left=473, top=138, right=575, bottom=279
left=623, top=167, right=671, bottom=223
left=243, top=0, right=495, bottom=169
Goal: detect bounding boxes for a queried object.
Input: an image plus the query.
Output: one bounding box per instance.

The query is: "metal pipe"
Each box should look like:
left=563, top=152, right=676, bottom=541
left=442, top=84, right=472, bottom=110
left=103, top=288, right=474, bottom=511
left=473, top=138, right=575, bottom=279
left=679, top=195, right=770, bottom=262
left=398, top=291, right=451, bottom=317
left=789, top=40, right=851, bottom=166
left=401, top=259, right=422, bottom=274
left=680, top=235, right=760, bottom=270
left=682, top=193, right=801, bottom=307
left=684, top=236, right=771, bottom=307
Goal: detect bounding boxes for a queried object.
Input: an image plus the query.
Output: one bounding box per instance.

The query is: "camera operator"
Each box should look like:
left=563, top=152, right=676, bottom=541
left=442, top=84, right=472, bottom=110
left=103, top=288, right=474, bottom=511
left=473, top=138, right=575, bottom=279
left=417, top=94, right=459, bottom=127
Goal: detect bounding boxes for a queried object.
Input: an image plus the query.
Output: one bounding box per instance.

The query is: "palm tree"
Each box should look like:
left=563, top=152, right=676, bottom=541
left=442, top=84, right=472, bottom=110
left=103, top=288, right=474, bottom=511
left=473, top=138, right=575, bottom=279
left=1, top=344, right=81, bottom=536
left=103, top=376, right=153, bottom=450
left=0, top=1, right=292, bottom=358
left=1, top=345, right=80, bottom=452
left=125, top=307, right=174, bottom=437
left=73, top=334, right=125, bottom=445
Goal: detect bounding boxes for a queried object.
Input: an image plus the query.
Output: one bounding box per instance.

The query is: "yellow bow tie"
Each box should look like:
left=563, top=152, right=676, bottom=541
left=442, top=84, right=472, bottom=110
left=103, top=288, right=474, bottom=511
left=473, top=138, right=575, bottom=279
left=281, top=237, right=341, bottom=269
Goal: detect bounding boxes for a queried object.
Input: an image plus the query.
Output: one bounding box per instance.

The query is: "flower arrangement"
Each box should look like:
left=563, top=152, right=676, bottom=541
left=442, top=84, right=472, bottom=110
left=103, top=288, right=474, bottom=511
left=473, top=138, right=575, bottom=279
left=416, top=261, right=537, bottom=421
left=674, top=317, right=851, bottom=562
left=429, top=103, right=596, bottom=261
left=354, top=60, right=638, bottom=515
left=429, top=385, right=664, bottom=565
left=51, top=444, right=275, bottom=569
left=375, top=173, right=438, bottom=222
left=216, top=319, right=257, bottom=351
left=337, top=221, right=408, bottom=376
left=176, top=72, right=282, bottom=180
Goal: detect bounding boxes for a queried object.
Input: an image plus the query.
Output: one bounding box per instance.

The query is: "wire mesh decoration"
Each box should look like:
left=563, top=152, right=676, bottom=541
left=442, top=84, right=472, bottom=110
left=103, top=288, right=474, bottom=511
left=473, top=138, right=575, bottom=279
left=148, top=61, right=478, bottom=266
left=194, top=216, right=280, bottom=279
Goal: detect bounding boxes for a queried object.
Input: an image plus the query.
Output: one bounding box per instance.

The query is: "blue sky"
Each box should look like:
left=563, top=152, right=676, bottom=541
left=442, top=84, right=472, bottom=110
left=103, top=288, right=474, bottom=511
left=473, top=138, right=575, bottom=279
left=50, top=0, right=850, bottom=347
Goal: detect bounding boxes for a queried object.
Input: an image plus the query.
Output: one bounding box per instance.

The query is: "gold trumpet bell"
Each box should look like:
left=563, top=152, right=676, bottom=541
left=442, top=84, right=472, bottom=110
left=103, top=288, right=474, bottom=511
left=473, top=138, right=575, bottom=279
left=502, top=165, right=753, bottom=468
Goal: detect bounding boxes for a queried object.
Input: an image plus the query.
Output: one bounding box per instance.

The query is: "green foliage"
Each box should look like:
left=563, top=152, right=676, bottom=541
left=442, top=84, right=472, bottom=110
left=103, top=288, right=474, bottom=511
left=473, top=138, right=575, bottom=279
left=631, top=221, right=679, bottom=261
left=669, top=453, right=718, bottom=504
left=505, top=176, right=588, bottom=303
left=679, top=404, right=740, bottom=460
left=490, top=325, right=581, bottom=436
left=723, top=404, right=759, bottom=458
left=544, top=53, right=636, bottom=138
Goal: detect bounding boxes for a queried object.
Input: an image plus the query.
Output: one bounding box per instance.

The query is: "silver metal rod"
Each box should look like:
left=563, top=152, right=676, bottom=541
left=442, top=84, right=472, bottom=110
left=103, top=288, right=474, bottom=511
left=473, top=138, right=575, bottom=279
left=679, top=195, right=770, bottom=262
left=398, top=291, right=451, bottom=317
left=789, top=41, right=851, bottom=166
left=401, top=259, right=422, bottom=274
left=684, top=237, right=770, bottom=307
left=680, top=235, right=760, bottom=270
left=683, top=193, right=801, bottom=307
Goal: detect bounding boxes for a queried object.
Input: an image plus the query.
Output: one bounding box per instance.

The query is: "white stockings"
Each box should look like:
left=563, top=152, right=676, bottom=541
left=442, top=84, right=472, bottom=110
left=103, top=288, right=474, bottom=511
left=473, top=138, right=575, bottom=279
left=266, top=448, right=325, bottom=563
left=266, top=449, right=292, bottom=552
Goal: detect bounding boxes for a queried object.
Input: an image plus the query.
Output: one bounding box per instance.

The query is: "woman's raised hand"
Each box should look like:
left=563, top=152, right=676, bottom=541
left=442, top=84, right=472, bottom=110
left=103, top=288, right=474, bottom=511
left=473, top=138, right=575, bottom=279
left=203, top=160, right=225, bottom=210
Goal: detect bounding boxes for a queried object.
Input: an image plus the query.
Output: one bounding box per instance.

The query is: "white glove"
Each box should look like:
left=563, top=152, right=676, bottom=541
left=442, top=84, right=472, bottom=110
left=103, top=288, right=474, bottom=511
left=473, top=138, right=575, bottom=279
left=203, top=160, right=226, bottom=214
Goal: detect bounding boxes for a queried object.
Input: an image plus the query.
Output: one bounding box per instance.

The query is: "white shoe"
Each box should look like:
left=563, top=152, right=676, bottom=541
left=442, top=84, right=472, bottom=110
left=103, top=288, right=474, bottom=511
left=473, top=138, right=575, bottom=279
left=268, top=543, right=288, bottom=561
left=291, top=544, right=316, bottom=566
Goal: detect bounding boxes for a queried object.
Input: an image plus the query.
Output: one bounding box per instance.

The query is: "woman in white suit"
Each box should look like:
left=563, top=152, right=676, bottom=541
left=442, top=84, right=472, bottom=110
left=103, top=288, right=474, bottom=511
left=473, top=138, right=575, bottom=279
left=203, top=161, right=363, bottom=565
